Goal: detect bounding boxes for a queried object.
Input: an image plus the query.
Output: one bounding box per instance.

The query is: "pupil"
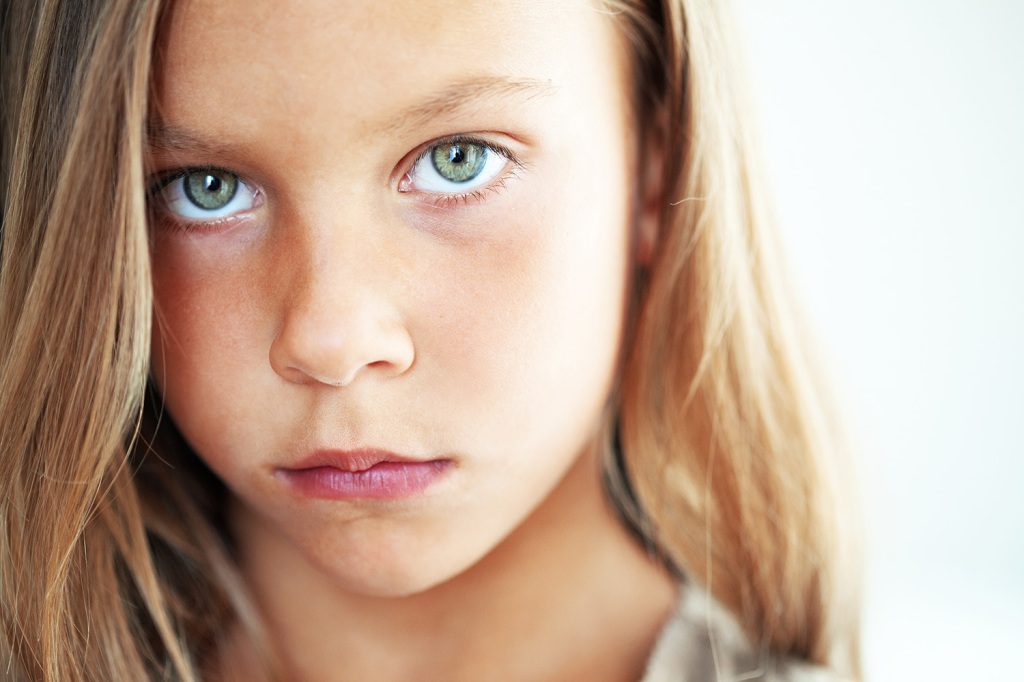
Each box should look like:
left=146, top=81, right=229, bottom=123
left=204, top=175, right=222, bottom=193
left=449, top=147, right=465, bottom=165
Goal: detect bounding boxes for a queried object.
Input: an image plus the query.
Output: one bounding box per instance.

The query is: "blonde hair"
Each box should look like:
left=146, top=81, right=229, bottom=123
left=0, top=0, right=859, bottom=679
left=606, top=1, right=860, bottom=676
left=1, top=1, right=246, bottom=679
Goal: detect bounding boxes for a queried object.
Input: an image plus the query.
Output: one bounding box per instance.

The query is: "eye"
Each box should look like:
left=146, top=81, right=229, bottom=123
left=402, top=139, right=510, bottom=194
left=152, top=169, right=257, bottom=220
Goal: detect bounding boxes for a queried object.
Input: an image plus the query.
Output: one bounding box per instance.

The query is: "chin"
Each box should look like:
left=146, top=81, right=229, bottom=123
left=301, top=532, right=490, bottom=600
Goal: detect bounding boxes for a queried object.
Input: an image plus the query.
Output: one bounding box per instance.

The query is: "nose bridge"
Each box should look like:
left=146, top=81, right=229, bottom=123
left=269, top=203, right=414, bottom=387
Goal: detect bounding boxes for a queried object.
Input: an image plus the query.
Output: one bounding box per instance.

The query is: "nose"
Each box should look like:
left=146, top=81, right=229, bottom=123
left=269, top=237, right=415, bottom=388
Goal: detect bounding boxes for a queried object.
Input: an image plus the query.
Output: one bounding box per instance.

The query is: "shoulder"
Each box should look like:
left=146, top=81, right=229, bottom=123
left=641, top=584, right=851, bottom=682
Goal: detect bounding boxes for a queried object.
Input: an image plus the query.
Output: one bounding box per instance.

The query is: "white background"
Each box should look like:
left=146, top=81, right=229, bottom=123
left=733, top=1, right=1024, bottom=679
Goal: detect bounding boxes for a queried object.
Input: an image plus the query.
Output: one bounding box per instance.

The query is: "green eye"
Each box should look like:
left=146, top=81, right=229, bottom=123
left=401, top=138, right=510, bottom=197
left=184, top=170, right=239, bottom=210
left=431, top=143, right=487, bottom=183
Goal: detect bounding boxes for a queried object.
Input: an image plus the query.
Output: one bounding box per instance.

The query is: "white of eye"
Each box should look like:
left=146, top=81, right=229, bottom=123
left=405, top=142, right=508, bottom=194
left=157, top=170, right=257, bottom=220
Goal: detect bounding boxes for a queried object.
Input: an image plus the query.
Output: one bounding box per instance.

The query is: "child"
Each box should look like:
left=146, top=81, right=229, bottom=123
left=0, top=0, right=860, bottom=679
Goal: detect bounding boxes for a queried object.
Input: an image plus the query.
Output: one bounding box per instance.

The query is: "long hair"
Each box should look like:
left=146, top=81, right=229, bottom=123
left=0, top=0, right=859, bottom=679
left=607, top=0, right=861, bottom=676
left=0, top=0, right=248, bottom=679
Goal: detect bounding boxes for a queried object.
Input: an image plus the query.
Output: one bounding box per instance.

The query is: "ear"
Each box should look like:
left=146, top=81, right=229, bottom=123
left=635, top=111, right=667, bottom=268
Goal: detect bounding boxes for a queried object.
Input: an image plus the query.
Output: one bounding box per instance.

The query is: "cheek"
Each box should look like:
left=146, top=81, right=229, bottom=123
left=414, top=174, right=631, bottom=456
left=153, top=263, right=247, bottom=376
left=149, top=239, right=275, bottom=462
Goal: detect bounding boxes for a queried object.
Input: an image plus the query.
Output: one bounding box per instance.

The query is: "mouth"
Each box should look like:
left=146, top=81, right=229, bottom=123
left=277, top=449, right=453, bottom=500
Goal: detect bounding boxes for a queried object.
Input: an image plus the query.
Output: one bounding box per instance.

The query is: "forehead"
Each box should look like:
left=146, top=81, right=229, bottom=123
left=153, top=0, right=629, bottom=151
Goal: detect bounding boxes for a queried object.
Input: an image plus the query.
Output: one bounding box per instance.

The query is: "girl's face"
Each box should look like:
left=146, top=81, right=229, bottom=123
left=149, top=0, right=643, bottom=596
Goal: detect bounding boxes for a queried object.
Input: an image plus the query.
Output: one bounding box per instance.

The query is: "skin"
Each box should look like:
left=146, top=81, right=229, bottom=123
left=147, top=0, right=676, bottom=679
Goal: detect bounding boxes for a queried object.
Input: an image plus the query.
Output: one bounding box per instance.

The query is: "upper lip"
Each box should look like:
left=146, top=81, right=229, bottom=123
left=282, top=448, right=431, bottom=473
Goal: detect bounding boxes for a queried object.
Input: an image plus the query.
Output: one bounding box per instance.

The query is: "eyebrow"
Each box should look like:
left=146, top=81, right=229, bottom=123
left=145, top=123, right=229, bottom=155
left=378, top=75, right=558, bottom=135
left=145, top=75, right=558, bottom=154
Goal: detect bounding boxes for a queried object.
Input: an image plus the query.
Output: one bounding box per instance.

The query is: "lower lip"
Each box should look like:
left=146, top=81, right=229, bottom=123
left=280, top=461, right=451, bottom=500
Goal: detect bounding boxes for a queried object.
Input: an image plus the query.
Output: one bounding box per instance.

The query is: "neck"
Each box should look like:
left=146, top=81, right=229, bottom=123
left=224, top=448, right=677, bottom=682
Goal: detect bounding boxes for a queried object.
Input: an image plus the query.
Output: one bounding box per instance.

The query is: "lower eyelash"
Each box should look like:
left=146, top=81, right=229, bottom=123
left=171, top=220, right=211, bottom=235
left=421, top=167, right=521, bottom=210
left=149, top=210, right=237, bottom=236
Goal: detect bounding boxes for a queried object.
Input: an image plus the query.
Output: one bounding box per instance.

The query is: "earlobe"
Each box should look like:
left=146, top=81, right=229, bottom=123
left=635, top=114, right=667, bottom=268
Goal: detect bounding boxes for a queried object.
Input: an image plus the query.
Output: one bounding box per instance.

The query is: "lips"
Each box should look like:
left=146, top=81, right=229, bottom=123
left=278, top=449, right=452, bottom=500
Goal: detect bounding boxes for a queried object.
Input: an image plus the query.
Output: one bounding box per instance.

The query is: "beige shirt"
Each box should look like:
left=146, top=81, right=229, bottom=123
left=642, top=587, right=849, bottom=682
